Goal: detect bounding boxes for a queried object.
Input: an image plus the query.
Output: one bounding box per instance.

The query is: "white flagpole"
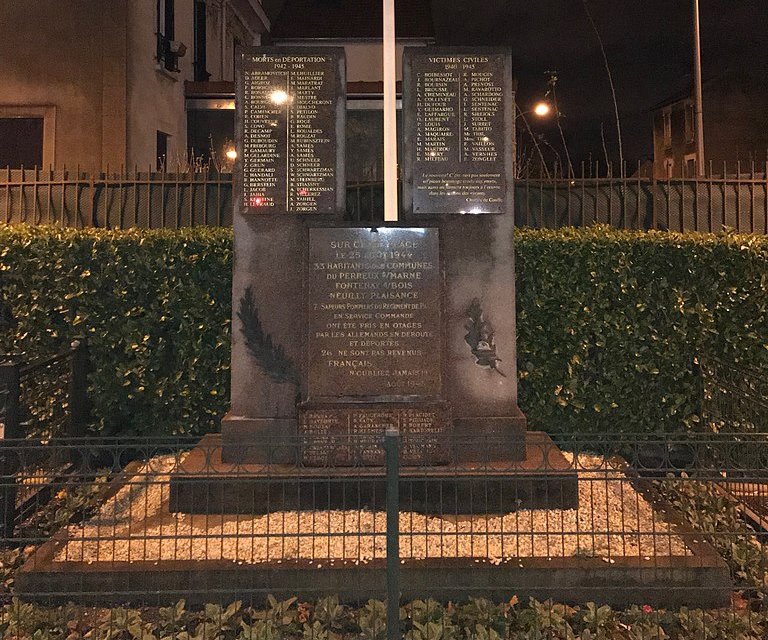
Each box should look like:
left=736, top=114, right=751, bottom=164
left=693, top=0, right=705, bottom=175
left=383, top=0, right=398, bottom=221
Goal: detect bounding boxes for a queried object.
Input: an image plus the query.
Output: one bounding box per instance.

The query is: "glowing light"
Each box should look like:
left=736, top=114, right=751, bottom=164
left=374, top=227, right=427, bottom=235
left=249, top=196, right=264, bottom=207
left=429, top=151, right=436, bottom=157
left=270, top=89, right=289, bottom=105
left=225, top=147, right=238, bottom=161
left=533, top=101, right=551, bottom=117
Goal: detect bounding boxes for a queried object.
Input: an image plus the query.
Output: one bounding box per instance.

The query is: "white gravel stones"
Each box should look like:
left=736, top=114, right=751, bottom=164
left=54, top=453, right=689, bottom=564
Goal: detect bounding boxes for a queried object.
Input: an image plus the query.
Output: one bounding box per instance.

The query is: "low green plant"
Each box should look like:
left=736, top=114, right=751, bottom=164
left=357, top=600, right=386, bottom=640
left=0, top=596, right=766, bottom=640
left=18, top=476, right=110, bottom=540
left=660, top=474, right=768, bottom=594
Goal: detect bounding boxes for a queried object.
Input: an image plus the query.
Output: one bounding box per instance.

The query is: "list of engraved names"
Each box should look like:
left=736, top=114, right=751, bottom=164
left=409, top=52, right=508, bottom=213
left=308, top=228, right=441, bottom=397
left=241, top=53, right=338, bottom=213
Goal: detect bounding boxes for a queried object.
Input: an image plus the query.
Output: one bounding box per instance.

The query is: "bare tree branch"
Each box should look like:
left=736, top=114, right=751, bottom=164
left=583, top=0, right=624, bottom=176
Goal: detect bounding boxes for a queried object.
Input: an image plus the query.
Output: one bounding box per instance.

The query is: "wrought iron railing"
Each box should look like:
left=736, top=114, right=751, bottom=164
left=0, top=340, right=91, bottom=539
left=2, top=167, right=768, bottom=232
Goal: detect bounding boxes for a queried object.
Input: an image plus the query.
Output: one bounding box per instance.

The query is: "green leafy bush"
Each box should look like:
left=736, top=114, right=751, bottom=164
left=516, top=226, right=768, bottom=436
left=0, top=226, right=232, bottom=436
left=1, top=225, right=766, bottom=437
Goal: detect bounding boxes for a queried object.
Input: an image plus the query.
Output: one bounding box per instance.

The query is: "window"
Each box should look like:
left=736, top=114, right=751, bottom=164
left=664, top=157, right=675, bottom=178
left=156, top=0, right=178, bottom=72
left=346, top=100, right=403, bottom=184
left=232, top=37, right=242, bottom=80
left=662, top=108, right=672, bottom=147
left=0, top=117, right=44, bottom=168
left=157, top=131, right=170, bottom=170
left=684, top=153, right=697, bottom=178
left=194, top=0, right=209, bottom=81
left=684, top=102, right=695, bottom=143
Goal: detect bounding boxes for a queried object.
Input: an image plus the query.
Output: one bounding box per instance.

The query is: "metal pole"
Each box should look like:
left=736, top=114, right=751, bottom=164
left=382, top=0, right=398, bottom=221
left=384, top=426, right=400, bottom=640
left=693, top=0, right=705, bottom=175
left=0, top=362, right=21, bottom=542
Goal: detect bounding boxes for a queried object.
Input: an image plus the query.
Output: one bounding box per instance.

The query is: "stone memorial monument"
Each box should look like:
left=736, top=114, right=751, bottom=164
left=171, top=45, right=577, bottom=514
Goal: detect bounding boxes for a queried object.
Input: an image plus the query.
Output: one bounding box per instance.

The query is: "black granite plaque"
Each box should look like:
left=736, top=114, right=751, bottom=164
left=299, top=401, right=450, bottom=466
left=237, top=48, right=345, bottom=214
left=308, top=227, right=442, bottom=398
left=403, top=48, right=513, bottom=215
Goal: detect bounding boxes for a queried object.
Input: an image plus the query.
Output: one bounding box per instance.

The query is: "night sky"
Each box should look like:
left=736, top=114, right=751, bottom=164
left=263, top=0, right=768, bottom=168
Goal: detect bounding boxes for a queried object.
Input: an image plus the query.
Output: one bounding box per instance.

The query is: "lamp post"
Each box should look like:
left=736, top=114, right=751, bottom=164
left=693, top=0, right=705, bottom=175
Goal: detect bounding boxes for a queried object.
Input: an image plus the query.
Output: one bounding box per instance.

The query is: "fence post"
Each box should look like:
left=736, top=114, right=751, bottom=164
left=0, top=361, right=21, bottom=542
left=69, top=339, right=90, bottom=439
left=384, top=426, right=400, bottom=640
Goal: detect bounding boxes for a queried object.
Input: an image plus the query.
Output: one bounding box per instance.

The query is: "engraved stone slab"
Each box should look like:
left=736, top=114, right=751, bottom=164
left=299, top=402, right=451, bottom=466
left=238, top=48, right=345, bottom=214
left=307, top=227, right=442, bottom=398
left=403, top=48, right=513, bottom=215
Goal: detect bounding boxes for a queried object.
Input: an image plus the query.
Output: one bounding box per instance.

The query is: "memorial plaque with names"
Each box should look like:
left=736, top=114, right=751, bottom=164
left=307, top=227, right=442, bottom=398
left=238, top=48, right=345, bottom=214
left=403, top=48, right=512, bottom=215
left=299, top=402, right=451, bottom=466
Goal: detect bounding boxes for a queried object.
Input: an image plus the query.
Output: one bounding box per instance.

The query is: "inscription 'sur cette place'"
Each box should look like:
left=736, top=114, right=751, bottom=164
left=240, top=52, right=339, bottom=213
left=307, top=227, right=442, bottom=397
left=406, top=50, right=509, bottom=214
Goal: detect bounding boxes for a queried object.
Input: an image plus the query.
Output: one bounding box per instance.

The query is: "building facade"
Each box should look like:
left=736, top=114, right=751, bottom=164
left=270, top=0, right=434, bottom=183
left=0, top=0, right=269, bottom=170
left=651, top=71, right=768, bottom=178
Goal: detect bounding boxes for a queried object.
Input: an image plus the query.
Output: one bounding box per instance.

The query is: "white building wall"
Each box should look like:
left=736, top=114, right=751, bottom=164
left=271, top=40, right=427, bottom=83
left=126, top=0, right=265, bottom=168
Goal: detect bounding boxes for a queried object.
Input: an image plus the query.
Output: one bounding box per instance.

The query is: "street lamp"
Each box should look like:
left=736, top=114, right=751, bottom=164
left=516, top=101, right=554, bottom=179
left=516, top=101, right=553, bottom=121
left=533, top=101, right=551, bottom=117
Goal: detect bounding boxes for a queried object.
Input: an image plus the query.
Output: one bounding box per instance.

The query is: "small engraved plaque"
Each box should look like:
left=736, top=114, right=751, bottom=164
left=299, top=402, right=451, bottom=466
left=237, top=48, right=344, bottom=213
left=403, top=48, right=511, bottom=214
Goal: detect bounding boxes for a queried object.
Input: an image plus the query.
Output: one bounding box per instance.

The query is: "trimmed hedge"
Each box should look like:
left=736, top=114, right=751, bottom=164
left=516, top=227, right=768, bottom=436
left=0, top=226, right=232, bottom=436
left=0, top=225, right=765, bottom=437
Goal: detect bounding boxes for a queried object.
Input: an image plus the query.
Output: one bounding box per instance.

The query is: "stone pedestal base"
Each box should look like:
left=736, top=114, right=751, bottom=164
left=170, top=431, right=577, bottom=514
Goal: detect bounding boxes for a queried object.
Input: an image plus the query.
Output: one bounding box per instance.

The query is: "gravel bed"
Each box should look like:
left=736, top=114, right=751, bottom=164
left=53, top=453, right=690, bottom=564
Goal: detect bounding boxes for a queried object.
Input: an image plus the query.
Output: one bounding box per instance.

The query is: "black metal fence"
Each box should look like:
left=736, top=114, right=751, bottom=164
left=0, top=432, right=766, bottom=632
left=0, top=168, right=233, bottom=228
left=3, top=167, right=768, bottom=233
left=0, top=341, right=91, bottom=539
left=0, top=352, right=766, bottom=637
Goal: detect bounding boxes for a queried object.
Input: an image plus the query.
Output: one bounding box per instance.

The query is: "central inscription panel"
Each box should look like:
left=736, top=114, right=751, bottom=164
left=308, top=227, right=442, bottom=398
left=403, top=48, right=511, bottom=215
left=238, top=48, right=344, bottom=214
